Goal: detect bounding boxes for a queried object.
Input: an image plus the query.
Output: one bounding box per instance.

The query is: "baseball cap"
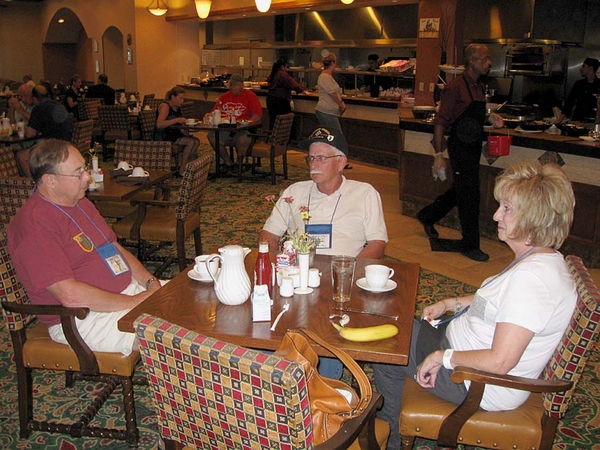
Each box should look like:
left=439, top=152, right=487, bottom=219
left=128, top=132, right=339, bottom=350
left=229, top=74, right=244, bottom=86
left=307, top=127, right=348, bottom=156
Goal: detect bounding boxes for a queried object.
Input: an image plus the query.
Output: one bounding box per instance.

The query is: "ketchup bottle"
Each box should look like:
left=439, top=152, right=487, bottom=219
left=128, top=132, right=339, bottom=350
left=255, top=241, right=273, bottom=295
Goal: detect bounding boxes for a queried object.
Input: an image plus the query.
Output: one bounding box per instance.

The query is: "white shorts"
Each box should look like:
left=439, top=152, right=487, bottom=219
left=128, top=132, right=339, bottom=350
left=48, top=279, right=153, bottom=356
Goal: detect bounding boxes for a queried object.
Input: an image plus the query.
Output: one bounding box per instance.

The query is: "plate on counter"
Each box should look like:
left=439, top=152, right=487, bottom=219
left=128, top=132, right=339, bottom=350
left=579, top=136, right=598, bottom=142
left=516, top=127, right=543, bottom=133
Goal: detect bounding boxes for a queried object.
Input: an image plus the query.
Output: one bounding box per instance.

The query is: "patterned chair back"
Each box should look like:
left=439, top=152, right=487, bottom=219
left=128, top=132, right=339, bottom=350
left=144, top=98, right=163, bottom=111
left=78, top=98, right=102, bottom=121
left=0, top=145, right=21, bottom=177
left=114, top=140, right=172, bottom=171
left=134, top=313, right=314, bottom=449
left=181, top=101, right=194, bottom=119
left=71, top=119, right=94, bottom=154
left=142, top=94, right=155, bottom=108
left=0, top=232, right=34, bottom=332
left=177, top=153, right=212, bottom=221
left=0, top=177, right=34, bottom=228
left=271, top=112, right=295, bottom=147
left=98, top=105, right=131, bottom=132
left=542, top=255, right=600, bottom=418
left=138, top=109, right=157, bottom=141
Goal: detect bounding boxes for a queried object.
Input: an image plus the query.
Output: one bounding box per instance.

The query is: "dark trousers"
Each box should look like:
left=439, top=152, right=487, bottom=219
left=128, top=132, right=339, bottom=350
left=266, top=96, right=292, bottom=130
left=417, top=164, right=481, bottom=250
left=373, top=320, right=468, bottom=450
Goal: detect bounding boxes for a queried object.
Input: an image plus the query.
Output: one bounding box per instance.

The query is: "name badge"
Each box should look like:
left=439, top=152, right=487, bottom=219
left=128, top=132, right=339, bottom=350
left=96, top=242, right=130, bottom=276
left=305, top=223, right=332, bottom=249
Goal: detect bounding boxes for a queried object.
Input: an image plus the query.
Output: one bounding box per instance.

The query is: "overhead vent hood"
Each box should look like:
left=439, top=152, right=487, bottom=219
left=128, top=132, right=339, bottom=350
left=464, top=0, right=587, bottom=46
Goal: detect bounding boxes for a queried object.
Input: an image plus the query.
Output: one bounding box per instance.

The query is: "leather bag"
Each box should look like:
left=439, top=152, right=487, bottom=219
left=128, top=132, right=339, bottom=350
left=274, top=328, right=372, bottom=445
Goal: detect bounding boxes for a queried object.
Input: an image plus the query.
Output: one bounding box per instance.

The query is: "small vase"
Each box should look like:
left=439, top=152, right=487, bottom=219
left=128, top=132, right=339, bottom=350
left=295, top=252, right=313, bottom=295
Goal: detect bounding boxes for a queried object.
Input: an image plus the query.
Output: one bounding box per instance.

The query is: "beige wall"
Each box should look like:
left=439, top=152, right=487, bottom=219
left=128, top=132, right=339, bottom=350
left=0, top=4, right=44, bottom=83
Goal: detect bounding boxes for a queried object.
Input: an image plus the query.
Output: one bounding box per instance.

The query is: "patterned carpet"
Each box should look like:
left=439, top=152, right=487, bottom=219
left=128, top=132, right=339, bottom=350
left=0, top=149, right=598, bottom=449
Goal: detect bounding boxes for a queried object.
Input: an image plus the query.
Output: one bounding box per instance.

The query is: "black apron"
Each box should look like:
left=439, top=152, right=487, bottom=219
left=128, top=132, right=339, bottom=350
left=447, top=76, right=486, bottom=174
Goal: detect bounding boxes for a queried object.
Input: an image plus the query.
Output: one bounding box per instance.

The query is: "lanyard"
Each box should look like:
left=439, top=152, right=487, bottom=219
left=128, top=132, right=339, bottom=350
left=435, top=246, right=538, bottom=327
left=307, top=191, right=342, bottom=225
left=39, top=196, right=110, bottom=247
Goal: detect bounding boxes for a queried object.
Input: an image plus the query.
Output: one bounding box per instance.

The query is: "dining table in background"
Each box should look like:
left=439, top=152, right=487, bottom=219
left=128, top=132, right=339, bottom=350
left=118, top=253, right=420, bottom=365
left=0, top=133, right=38, bottom=146
left=180, top=120, right=262, bottom=178
left=86, top=169, right=173, bottom=202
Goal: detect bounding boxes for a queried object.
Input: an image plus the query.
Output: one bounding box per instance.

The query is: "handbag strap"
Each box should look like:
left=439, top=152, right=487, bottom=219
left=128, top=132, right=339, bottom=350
left=295, top=328, right=372, bottom=414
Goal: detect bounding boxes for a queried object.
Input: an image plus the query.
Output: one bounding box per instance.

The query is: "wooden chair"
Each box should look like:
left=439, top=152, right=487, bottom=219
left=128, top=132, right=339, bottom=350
left=98, top=105, right=141, bottom=160
left=112, top=153, right=213, bottom=276
left=138, top=109, right=157, bottom=141
left=0, top=144, right=21, bottom=177
left=238, top=112, right=294, bottom=184
left=134, top=313, right=390, bottom=450
left=94, top=139, right=174, bottom=220
left=0, top=233, right=143, bottom=447
left=0, top=177, right=35, bottom=229
left=398, top=254, right=600, bottom=450
left=70, top=119, right=94, bottom=155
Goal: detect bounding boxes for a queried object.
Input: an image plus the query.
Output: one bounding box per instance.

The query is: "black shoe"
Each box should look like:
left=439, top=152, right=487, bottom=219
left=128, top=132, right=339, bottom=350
left=420, top=221, right=439, bottom=239
left=461, top=248, right=489, bottom=262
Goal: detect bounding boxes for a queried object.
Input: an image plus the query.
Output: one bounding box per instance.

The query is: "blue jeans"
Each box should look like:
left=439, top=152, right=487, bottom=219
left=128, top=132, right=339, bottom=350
left=318, top=357, right=343, bottom=379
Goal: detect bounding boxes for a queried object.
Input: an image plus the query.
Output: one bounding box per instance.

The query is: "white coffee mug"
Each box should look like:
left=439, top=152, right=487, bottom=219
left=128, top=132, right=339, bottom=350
left=364, top=264, right=395, bottom=289
left=289, top=273, right=300, bottom=288
left=118, top=161, right=133, bottom=170
left=132, top=167, right=149, bottom=177
left=279, top=277, right=295, bottom=297
left=194, top=255, right=219, bottom=280
left=186, top=118, right=195, bottom=125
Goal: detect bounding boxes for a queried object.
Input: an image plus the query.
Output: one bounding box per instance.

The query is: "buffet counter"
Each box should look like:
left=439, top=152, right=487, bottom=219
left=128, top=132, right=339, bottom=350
left=180, top=84, right=403, bottom=167
left=398, top=117, right=600, bottom=267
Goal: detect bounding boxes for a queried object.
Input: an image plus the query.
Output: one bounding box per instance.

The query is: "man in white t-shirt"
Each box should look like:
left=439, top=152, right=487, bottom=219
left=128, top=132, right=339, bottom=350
left=259, top=127, right=388, bottom=259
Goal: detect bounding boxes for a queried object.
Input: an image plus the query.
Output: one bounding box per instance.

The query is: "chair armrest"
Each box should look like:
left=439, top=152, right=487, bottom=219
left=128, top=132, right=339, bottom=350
left=130, top=198, right=180, bottom=208
left=316, top=392, right=383, bottom=450
left=2, top=302, right=100, bottom=375
left=452, top=366, right=573, bottom=393
left=436, top=366, right=574, bottom=447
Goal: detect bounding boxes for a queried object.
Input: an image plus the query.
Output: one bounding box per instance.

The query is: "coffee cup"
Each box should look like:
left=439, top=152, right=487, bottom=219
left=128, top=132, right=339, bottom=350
left=186, top=118, right=195, bottom=125
left=194, top=254, right=219, bottom=280
left=279, top=277, right=295, bottom=297
left=131, top=167, right=149, bottom=177
left=364, top=264, right=394, bottom=290
left=118, top=161, right=133, bottom=170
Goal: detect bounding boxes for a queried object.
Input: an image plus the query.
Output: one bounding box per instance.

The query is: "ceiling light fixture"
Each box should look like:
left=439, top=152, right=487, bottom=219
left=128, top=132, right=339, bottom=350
left=341, top=0, right=355, bottom=4
left=147, top=0, right=168, bottom=16
left=194, top=0, right=212, bottom=19
left=255, top=0, right=271, bottom=13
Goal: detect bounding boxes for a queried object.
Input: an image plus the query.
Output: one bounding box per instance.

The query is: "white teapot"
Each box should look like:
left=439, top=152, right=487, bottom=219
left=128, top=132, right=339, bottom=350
left=207, top=245, right=251, bottom=305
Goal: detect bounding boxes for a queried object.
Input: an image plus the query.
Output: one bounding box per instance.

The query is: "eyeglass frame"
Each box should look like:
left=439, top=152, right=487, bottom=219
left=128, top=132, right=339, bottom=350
left=304, top=155, right=343, bottom=164
left=53, top=164, right=90, bottom=180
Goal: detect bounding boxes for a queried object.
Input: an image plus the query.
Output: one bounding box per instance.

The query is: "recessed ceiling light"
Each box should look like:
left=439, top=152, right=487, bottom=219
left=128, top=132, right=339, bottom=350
left=58, top=18, right=65, bottom=24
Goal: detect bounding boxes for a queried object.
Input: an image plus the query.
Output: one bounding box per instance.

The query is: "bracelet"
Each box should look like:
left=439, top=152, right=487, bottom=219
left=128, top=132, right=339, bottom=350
left=454, top=297, right=462, bottom=315
left=443, top=349, right=455, bottom=370
left=145, top=277, right=156, bottom=289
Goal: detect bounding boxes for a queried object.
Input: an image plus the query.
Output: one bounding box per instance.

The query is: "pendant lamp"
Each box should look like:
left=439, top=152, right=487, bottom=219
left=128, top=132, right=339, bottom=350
left=194, top=0, right=212, bottom=19
left=341, top=0, right=355, bottom=4
left=255, top=0, right=271, bottom=13
left=147, top=0, right=168, bottom=16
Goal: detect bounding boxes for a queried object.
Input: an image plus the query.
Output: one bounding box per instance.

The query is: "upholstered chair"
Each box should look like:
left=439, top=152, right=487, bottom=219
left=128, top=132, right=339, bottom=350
left=70, top=119, right=94, bottom=155
left=0, top=144, right=21, bottom=177
left=0, top=177, right=34, bottom=229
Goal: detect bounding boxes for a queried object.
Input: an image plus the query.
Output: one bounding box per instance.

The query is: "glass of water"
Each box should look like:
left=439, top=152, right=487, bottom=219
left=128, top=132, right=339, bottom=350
left=331, top=256, right=356, bottom=307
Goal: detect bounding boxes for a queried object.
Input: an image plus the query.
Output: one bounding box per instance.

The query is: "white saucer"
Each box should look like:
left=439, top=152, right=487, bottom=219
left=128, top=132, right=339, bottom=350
left=187, top=269, right=214, bottom=283
left=515, top=127, right=543, bottom=133
left=128, top=174, right=149, bottom=178
left=356, top=277, right=397, bottom=293
left=579, top=135, right=597, bottom=142
left=294, top=287, right=314, bottom=295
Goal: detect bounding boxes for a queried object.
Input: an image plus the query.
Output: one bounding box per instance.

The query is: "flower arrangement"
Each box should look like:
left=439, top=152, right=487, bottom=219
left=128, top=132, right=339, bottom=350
left=265, top=194, right=318, bottom=254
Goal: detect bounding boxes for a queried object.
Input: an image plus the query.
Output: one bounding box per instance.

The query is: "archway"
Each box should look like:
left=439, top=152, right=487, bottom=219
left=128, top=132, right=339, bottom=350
left=102, top=26, right=125, bottom=91
left=43, top=8, right=92, bottom=87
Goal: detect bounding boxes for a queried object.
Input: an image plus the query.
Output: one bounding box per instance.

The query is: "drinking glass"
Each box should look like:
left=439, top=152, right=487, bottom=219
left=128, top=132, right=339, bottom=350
left=331, top=256, right=356, bottom=306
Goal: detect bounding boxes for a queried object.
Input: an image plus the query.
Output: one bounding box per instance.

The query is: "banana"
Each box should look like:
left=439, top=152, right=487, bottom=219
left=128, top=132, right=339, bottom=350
left=332, top=323, right=399, bottom=342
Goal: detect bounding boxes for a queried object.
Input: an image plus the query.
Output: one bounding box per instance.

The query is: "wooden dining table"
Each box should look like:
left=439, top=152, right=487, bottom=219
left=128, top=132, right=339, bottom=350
left=118, top=252, right=420, bottom=365
left=86, top=169, right=173, bottom=202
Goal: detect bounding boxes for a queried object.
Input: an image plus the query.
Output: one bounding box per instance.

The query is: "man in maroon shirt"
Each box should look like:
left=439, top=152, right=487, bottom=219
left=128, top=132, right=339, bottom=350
left=417, top=44, right=492, bottom=262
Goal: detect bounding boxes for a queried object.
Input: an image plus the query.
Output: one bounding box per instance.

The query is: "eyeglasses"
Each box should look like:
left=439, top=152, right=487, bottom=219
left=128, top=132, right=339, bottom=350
left=305, top=155, right=342, bottom=164
left=53, top=164, right=89, bottom=180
